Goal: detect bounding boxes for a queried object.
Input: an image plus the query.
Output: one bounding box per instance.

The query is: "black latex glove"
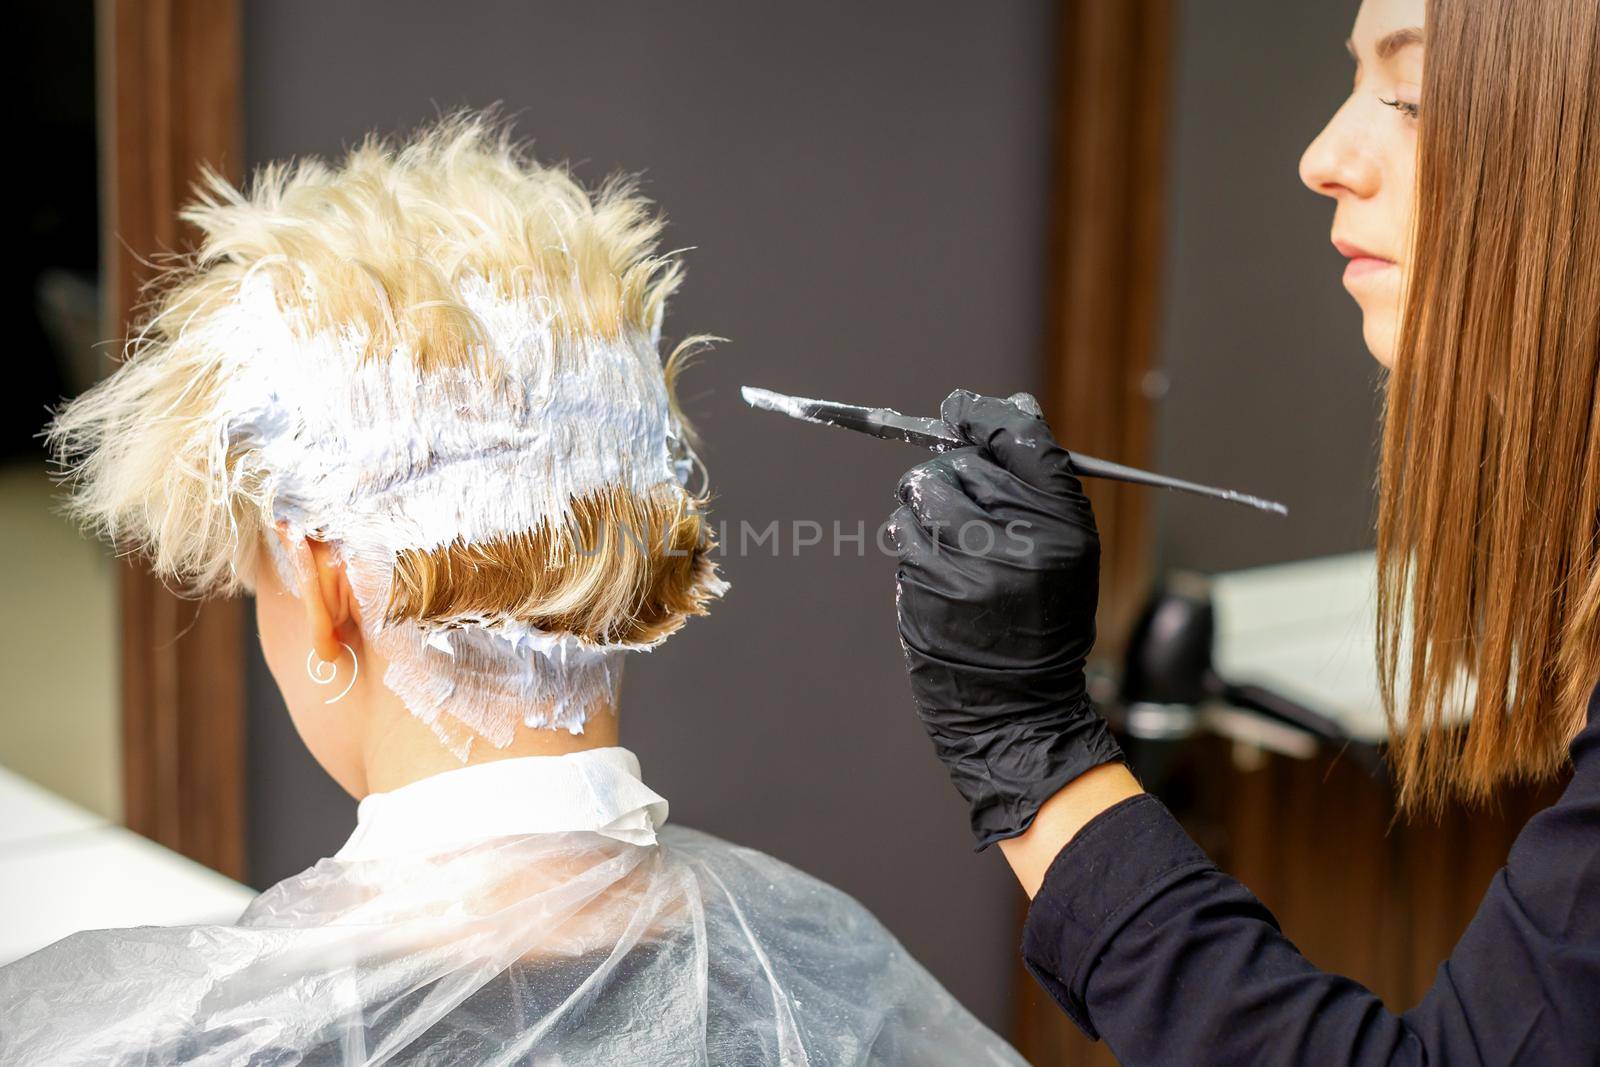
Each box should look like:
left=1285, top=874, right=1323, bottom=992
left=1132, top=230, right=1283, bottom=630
left=890, top=389, right=1124, bottom=850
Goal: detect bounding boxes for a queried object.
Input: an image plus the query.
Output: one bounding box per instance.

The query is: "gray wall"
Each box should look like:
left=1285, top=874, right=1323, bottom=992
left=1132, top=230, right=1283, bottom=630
left=1153, top=0, right=1383, bottom=576
left=242, top=0, right=1057, bottom=1031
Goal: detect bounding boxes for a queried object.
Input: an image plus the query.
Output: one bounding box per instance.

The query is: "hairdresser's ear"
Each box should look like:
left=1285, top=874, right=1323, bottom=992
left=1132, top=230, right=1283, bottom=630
left=273, top=521, right=356, bottom=663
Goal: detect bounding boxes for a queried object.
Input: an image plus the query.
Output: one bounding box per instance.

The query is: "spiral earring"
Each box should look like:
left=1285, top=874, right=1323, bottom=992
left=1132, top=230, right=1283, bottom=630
left=306, top=642, right=359, bottom=704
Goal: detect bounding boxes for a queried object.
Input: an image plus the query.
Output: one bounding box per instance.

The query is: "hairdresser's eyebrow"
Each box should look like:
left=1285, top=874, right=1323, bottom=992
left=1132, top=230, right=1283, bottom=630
left=1375, top=26, right=1424, bottom=61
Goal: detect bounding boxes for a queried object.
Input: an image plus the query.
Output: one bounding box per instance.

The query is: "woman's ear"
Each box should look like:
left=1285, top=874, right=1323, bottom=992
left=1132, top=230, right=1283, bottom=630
left=273, top=521, right=357, bottom=663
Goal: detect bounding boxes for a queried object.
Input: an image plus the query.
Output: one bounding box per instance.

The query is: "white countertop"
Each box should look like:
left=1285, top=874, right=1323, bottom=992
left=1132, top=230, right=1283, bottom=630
left=1210, top=550, right=1388, bottom=742
left=0, top=766, right=258, bottom=965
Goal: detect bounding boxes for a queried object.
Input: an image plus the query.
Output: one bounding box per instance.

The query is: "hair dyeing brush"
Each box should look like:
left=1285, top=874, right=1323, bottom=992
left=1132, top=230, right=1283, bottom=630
left=741, top=386, right=1288, bottom=516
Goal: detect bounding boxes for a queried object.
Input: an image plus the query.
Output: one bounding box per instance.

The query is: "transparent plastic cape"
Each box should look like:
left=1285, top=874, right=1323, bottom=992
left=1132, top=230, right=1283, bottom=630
left=0, top=825, right=1026, bottom=1065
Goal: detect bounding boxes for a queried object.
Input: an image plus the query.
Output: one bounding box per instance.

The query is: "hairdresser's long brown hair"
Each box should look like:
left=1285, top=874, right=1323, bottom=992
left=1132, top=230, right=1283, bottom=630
left=1378, top=0, right=1600, bottom=813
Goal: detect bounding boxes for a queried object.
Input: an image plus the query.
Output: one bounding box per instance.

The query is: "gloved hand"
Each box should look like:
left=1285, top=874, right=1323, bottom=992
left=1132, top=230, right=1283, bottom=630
left=889, top=389, right=1124, bottom=849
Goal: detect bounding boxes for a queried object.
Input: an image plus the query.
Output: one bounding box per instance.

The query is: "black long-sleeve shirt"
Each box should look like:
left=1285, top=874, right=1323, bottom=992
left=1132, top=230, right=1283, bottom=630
left=1021, top=686, right=1600, bottom=1065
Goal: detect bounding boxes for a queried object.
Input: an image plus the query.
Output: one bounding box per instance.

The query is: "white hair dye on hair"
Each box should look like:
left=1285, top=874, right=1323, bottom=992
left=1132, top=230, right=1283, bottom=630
left=47, top=117, right=726, bottom=757
left=233, top=271, right=709, bottom=751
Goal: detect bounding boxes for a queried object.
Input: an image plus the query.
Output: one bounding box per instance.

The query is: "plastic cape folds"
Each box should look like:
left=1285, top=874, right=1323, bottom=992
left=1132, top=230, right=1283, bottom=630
left=0, top=761, right=1025, bottom=1065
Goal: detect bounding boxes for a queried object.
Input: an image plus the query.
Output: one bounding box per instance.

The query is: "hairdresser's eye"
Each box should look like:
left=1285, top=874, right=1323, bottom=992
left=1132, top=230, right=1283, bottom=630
left=1380, top=96, right=1420, bottom=120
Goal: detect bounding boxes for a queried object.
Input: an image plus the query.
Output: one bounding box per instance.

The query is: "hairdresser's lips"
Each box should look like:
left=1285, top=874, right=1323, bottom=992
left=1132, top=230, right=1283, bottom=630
left=1334, top=239, right=1397, bottom=286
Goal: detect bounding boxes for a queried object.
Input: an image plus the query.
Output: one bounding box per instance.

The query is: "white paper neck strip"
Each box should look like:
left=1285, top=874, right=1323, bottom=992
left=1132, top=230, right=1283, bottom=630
left=222, top=271, right=698, bottom=755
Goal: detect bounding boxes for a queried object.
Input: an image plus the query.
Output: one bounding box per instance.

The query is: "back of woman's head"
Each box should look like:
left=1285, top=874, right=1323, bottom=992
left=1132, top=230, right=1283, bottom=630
left=47, top=114, right=726, bottom=751
left=1380, top=0, right=1600, bottom=811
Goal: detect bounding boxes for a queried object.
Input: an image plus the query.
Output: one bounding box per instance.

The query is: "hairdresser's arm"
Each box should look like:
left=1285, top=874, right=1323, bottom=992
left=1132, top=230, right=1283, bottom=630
left=891, top=393, right=1599, bottom=1064
left=1018, top=708, right=1600, bottom=1065
left=994, top=762, right=1142, bottom=895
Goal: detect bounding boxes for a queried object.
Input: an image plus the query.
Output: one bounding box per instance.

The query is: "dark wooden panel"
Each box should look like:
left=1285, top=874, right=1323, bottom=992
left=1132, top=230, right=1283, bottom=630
left=101, top=0, right=246, bottom=880
left=1020, top=0, right=1171, bottom=1056
left=1041, top=0, right=1171, bottom=660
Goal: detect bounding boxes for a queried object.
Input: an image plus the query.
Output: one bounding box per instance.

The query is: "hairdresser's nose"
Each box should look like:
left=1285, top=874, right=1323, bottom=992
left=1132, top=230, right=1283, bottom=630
left=1299, top=99, right=1378, bottom=201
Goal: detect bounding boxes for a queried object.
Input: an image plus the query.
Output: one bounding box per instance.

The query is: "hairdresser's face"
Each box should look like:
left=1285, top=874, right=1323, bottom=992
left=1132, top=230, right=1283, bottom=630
left=1299, top=0, right=1425, bottom=368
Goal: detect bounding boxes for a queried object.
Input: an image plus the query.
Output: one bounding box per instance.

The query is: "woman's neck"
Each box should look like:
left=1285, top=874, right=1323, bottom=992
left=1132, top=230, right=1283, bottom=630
left=359, top=700, right=621, bottom=796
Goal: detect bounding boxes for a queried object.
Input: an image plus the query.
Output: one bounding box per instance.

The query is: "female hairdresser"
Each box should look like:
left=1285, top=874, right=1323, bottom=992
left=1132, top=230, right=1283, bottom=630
left=888, top=0, right=1600, bottom=1063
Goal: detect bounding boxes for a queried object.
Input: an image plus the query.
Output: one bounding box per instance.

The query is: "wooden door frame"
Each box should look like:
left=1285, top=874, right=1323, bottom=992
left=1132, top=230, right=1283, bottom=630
left=99, top=0, right=248, bottom=881
left=1017, top=0, right=1173, bottom=1061
left=1040, top=0, right=1172, bottom=662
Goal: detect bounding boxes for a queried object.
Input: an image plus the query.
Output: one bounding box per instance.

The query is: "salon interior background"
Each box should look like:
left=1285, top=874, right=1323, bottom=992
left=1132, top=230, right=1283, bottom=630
left=8, top=0, right=1376, bottom=1058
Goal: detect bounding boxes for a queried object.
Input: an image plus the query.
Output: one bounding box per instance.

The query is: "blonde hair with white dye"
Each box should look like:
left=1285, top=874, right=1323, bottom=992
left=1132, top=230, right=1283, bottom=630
left=47, top=114, right=726, bottom=751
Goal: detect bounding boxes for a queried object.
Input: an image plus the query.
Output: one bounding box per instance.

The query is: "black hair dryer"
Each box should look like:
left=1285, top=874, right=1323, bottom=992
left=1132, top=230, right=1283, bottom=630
left=1112, top=585, right=1383, bottom=787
